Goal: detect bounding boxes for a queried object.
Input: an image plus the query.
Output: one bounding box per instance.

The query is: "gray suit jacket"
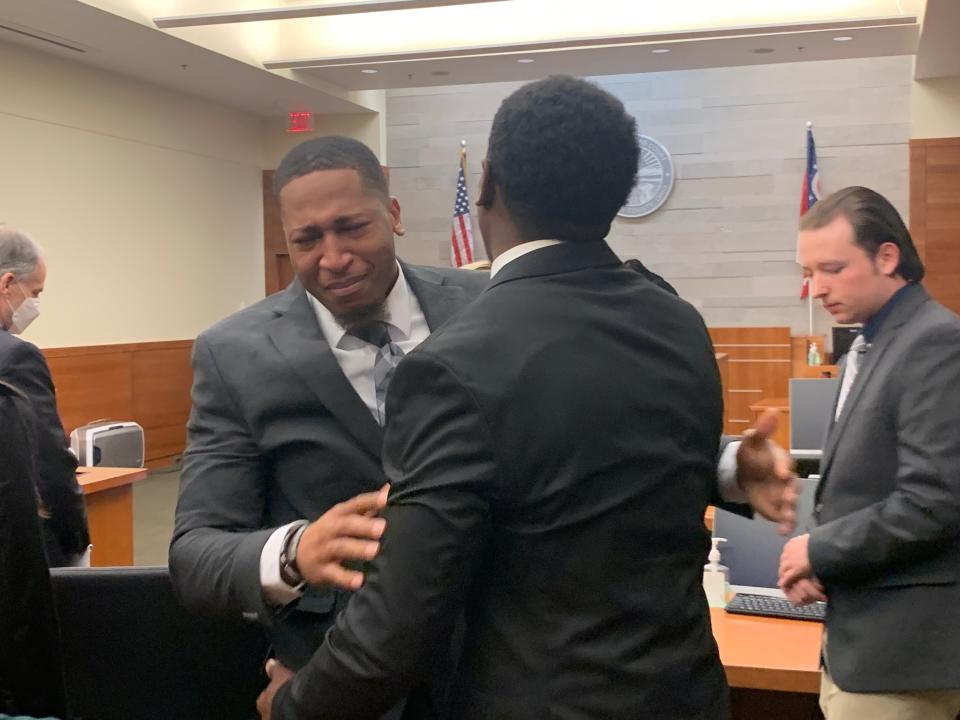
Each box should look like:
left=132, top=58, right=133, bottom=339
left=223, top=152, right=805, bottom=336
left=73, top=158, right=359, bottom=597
left=169, top=263, right=488, bottom=669
left=808, top=283, right=960, bottom=692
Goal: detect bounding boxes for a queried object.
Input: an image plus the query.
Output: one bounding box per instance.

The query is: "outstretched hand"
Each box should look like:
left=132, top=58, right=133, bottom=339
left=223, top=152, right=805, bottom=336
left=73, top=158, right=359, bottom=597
left=735, top=409, right=798, bottom=535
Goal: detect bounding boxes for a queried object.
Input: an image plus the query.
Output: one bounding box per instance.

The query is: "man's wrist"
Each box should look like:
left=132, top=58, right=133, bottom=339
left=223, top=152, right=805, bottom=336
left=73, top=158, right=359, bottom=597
left=279, top=520, right=309, bottom=587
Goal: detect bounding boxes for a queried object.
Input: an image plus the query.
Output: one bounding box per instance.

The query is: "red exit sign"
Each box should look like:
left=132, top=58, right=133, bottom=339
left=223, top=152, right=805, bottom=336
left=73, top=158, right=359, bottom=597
left=287, top=111, right=314, bottom=133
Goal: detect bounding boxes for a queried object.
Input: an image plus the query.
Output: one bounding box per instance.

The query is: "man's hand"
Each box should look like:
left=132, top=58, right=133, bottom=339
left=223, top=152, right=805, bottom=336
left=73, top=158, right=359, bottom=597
left=296, top=484, right=389, bottom=589
left=257, top=659, right=295, bottom=720
left=736, top=409, right=798, bottom=535
left=782, top=577, right=827, bottom=606
left=778, top=533, right=815, bottom=590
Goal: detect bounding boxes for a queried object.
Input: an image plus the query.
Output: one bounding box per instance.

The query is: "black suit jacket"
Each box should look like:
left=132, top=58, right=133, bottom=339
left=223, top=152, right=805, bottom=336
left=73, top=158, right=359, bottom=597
left=0, top=380, right=70, bottom=719
left=169, top=263, right=488, bottom=670
left=275, top=241, right=729, bottom=720
left=0, top=330, right=87, bottom=563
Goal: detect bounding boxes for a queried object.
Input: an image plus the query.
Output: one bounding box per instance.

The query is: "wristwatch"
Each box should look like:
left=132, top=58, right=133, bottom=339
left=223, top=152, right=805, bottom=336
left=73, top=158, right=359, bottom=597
left=279, top=520, right=309, bottom=587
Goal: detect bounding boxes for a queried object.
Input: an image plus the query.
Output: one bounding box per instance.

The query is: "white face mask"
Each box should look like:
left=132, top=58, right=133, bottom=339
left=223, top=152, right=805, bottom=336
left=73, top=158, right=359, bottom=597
left=5, top=281, right=40, bottom=335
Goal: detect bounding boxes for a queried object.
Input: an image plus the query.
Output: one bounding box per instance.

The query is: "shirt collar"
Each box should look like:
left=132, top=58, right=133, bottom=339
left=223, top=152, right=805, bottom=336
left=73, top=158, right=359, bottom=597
left=490, top=240, right=564, bottom=279
left=861, top=282, right=914, bottom=343
left=307, top=262, right=414, bottom=348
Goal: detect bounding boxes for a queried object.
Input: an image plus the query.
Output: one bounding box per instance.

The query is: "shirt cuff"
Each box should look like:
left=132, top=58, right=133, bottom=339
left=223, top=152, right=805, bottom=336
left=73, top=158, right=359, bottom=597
left=260, top=522, right=305, bottom=607
left=716, top=440, right=748, bottom=503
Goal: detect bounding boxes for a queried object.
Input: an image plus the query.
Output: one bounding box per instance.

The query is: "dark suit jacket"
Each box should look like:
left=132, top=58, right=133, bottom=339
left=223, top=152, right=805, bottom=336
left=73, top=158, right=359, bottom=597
left=809, top=283, right=960, bottom=693
left=0, top=380, right=70, bottom=720
left=274, top=241, right=729, bottom=720
left=169, top=263, right=488, bottom=670
left=0, top=330, right=87, bottom=564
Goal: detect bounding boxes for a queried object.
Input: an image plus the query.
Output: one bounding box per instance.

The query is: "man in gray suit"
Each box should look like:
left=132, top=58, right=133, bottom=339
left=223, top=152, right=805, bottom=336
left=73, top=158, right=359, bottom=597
left=169, top=136, right=489, bottom=679
left=779, top=186, right=960, bottom=719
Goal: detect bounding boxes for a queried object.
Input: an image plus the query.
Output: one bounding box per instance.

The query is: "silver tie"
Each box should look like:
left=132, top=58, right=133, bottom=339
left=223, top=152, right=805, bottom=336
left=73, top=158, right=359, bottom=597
left=349, top=321, right=404, bottom=425
left=835, top=334, right=866, bottom=420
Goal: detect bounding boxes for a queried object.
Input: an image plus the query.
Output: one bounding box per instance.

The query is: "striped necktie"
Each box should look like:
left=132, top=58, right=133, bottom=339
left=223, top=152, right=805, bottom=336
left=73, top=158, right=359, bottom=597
left=835, top=334, right=866, bottom=420
left=349, top=321, right=404, bottom=425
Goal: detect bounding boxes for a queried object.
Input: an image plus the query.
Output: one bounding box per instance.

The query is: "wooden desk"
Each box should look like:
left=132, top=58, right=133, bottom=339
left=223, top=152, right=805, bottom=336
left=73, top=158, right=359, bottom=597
left=77, top=466, right=148, bottom=567
left=712, top=607, right=823, bottom=718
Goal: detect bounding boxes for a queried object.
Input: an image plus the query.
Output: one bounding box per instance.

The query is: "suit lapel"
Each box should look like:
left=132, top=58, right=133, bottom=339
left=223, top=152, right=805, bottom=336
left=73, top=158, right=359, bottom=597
left=819, top=284, right=929, bottom=481
left=265, top=282, right=382, bottom=458
left=402, top=261, right=473, bottom=331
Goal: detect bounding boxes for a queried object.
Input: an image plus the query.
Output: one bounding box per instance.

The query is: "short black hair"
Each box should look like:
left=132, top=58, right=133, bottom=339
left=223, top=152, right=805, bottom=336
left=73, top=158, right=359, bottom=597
left=487, top=75, right=638, bottom=241
left=272, top=136, right=388, bottom=199
left=800, top=186, right=924, bottom=282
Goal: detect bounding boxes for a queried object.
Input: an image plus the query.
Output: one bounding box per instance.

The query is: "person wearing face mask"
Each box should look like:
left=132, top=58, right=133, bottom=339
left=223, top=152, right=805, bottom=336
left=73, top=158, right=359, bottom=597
left=0, top=224, right=89, bottom=568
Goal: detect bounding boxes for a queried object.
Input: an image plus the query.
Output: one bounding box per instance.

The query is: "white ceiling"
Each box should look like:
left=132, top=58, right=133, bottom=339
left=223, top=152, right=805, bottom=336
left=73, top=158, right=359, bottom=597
left=0, top=0, right=950, bottom=117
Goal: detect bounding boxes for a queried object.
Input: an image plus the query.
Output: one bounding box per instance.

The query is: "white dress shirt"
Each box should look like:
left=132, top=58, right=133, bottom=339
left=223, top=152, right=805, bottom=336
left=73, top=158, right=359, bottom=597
left=489, top=239, right=563, bottom=278
left=261, top=263, right=429, bottom=605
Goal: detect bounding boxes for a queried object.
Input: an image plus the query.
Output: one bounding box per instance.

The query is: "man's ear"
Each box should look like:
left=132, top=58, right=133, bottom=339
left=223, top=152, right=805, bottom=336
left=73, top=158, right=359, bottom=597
left=875, top=241, right=901, bottom=277
left=389, top=196, right=405, bottom=236
left=0, top=272, right=15, bottom=294
left=477, top=160, right=495, bottom=209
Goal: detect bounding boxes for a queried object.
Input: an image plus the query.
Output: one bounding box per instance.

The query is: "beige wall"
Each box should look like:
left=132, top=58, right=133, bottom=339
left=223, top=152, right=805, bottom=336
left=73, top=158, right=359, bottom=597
left=386, top=56, right=912, bottom=338
left=261, top=90, right=387, bottom=169
left=912, top=75, right=960, bottom=139
left=0, top=40, right=266, bottom=348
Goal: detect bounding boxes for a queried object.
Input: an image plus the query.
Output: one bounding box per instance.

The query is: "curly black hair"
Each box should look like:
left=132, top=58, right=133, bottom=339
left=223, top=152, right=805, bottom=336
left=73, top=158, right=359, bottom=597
left=487, top=75, right=638, bottom=242
left=272, top=136, right=388, bottom=200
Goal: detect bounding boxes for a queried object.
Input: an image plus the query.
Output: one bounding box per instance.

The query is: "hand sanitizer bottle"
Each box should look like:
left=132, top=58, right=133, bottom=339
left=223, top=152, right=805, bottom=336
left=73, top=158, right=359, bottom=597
left=703, top=537, right=729, bottom=608
left=808, top=341, right=822, bottom=366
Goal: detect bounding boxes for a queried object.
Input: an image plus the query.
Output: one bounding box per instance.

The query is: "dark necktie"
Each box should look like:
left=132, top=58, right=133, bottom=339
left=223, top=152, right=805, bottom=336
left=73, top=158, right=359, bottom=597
left=348, top=321, right=404, bottom=424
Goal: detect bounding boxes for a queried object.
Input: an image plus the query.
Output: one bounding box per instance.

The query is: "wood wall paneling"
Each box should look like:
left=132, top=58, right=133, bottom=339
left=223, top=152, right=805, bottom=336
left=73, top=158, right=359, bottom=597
left=44, top=350, right=134, bottom=437
left=709, top=327, right=792, bottom=436
left=43, top=340, right=193, bottom=468
left=910, top=138, right=960, bottom=315
left=263, top=169, right=289, bottom=297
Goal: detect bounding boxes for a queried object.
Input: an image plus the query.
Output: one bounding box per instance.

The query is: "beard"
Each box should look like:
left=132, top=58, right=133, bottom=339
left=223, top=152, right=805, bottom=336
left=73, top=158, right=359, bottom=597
left=336, top=299, right=388, bottom=330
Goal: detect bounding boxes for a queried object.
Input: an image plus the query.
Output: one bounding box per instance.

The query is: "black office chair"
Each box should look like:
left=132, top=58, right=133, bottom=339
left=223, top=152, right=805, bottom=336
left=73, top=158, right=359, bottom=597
left=0, top=381, right=71, bottom=720
left=49, top=566, right=268, bottom=720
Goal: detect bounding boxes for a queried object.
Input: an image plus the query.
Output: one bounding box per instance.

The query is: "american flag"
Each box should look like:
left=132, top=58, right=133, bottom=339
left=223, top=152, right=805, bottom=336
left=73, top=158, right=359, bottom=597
left=799, top=124, right=821, bottom=299
left=450, top=156, right=475, bottom=267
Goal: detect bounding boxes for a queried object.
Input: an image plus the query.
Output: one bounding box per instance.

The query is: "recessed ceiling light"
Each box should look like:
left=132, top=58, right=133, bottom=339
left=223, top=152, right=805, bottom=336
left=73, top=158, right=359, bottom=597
left=651, top=48, right=670, bottom=54
left=516, top=58, right=534, bottom=64
left=833, top=35, right=853, bottom=42
left=361, top=68, right=378, bottom=74
left=751, top=48, right=775, bottom=54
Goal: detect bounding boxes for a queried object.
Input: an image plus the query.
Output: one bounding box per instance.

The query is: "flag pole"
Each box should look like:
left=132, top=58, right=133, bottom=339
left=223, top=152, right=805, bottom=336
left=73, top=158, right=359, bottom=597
left=805, top=121, right=814, bottom=338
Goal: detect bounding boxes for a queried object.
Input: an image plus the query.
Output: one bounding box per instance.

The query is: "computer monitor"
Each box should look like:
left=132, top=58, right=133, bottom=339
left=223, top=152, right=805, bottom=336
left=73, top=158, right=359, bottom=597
left=789, top=377, right=839, bottom=461
left=712, top=476, right=820, bottom=597
left=832, top=325, right=862, bottom=364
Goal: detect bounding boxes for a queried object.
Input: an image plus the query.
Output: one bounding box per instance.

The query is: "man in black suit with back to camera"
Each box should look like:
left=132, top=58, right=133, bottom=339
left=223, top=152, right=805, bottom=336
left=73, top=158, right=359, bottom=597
left=260, top=75, right=733, bottom=720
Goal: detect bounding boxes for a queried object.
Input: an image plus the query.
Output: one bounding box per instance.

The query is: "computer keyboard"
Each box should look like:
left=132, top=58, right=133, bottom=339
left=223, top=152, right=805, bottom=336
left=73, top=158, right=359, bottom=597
left=724, top=593, right=826, bottom=622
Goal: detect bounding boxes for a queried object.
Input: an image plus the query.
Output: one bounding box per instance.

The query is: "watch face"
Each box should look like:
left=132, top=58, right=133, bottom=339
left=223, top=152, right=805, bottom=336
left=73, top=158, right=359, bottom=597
left=618, top=133, right=675, bottom=218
